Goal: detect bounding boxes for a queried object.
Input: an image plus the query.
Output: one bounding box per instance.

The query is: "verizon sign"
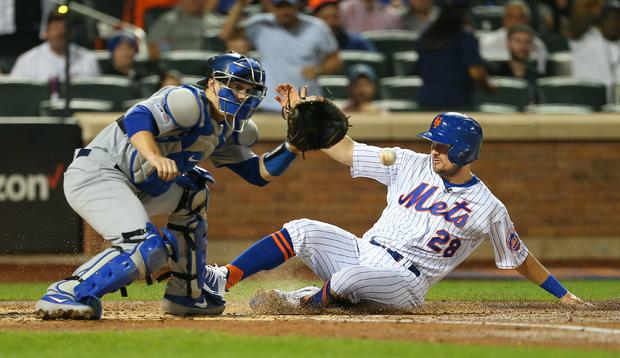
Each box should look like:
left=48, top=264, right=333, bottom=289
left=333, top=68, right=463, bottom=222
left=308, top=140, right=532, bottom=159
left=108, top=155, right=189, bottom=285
left=0, top=164, right=63, bottom=202
left=2, top=120, right=82, bottom=253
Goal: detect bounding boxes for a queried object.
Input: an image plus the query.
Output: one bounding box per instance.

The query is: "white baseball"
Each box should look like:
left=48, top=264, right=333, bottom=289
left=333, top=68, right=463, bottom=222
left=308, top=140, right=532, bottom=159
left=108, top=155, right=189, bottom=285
left=379, top=148, right=396, bottom=166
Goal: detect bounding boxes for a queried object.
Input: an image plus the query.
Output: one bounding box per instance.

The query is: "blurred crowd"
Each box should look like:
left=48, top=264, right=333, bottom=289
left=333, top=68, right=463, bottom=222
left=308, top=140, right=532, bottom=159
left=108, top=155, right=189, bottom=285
left=0, top=0, right=618, bottom=114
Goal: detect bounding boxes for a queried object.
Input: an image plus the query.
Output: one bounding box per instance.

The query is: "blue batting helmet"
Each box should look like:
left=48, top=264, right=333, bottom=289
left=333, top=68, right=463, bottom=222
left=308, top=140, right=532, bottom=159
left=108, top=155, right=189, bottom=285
left=417, top=112, right=483, bottom=166
left=198, top=52, right=266, bottom=131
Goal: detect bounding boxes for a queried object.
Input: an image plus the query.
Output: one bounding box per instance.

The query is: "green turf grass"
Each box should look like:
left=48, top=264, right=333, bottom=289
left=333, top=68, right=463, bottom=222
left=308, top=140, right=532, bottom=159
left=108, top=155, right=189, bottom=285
left=0, top=329, right=616, bottom=358
left=2, top=279, right=618, bottom=302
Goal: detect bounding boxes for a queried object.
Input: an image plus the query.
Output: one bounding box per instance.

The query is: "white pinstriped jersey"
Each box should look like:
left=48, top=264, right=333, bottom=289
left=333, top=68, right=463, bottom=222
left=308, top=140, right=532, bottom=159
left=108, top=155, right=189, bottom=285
left=351, top=143, right=529, bottom=285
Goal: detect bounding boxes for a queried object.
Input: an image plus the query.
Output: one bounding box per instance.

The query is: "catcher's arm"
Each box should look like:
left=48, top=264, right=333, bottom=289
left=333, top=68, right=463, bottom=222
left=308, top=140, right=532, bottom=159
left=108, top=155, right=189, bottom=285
left=257, top=142, right=300, bottom=182
left=515, top=253, right=591, bottom=306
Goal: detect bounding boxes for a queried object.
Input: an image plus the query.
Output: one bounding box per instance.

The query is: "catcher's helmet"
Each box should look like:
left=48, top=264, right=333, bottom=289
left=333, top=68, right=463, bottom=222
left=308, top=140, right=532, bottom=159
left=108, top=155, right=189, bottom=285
left=197, top=52, right=266, bottom=132
left=417, top=112, right=483, bottom=166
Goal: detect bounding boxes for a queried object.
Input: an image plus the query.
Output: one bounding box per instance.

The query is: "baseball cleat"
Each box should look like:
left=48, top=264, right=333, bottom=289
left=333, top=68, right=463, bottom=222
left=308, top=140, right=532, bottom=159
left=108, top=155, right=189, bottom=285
left=203, top=265, right=227, bottom=298
left=162, top=291, right=226, bottom=316
left=35, top=293, right=102, bottom=320
left=249, top=286, right=321, bottom=314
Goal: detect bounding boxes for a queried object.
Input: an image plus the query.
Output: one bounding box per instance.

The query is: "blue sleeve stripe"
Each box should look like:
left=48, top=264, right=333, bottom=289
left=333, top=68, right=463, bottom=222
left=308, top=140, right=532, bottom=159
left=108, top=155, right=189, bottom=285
left=222, top=156, right=269, bottom=187
left=125, top=105, right=159, bottom=137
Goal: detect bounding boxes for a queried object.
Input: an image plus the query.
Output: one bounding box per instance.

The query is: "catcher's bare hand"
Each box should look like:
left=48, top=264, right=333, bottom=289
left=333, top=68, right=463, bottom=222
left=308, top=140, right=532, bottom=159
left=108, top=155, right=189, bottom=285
left=149, top=155, right=179, bottom=181
left=560, top=292, right=593, bottom=307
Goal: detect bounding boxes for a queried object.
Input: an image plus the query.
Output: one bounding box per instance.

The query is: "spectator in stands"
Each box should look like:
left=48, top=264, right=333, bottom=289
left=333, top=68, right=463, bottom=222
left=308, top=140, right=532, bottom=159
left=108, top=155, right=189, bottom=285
left=566, top=0, right=604, bottom=41
left=479, top=0, right=549, bottom=75
left=221, top=0, right=343, bottom=111
left=493, top=24, right=538, bottom=103
left=569, top=0, right=620, bottom=101
left=148, top=0, right=224, bottom=59
left=312, top=0, right=377, bottom=51
left=539, top=0, right=572, bottom=35
left=102, top=32, right=161, bottom=79
left=401, top=0, right=439, bottom=33
left=339, top=0, right=402, bottom=33
left=10, top=11, right=100, bottom=81
left=342, top=64, right=384, bottom=113
left=101, top=32, right=163, bottom=98
left=416, top=0, right=495, bottom=110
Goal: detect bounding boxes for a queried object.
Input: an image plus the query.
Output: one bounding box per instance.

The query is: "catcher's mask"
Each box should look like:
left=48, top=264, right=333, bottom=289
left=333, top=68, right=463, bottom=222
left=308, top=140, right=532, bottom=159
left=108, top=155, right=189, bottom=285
left=198, top=52, right=266, bottom=132
left=417, top=112, right=483, bottom=166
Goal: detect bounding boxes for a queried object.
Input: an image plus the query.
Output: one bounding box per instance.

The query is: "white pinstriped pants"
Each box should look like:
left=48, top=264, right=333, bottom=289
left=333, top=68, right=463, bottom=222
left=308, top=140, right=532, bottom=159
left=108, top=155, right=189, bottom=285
left=284, top=219, right=429, bottom=309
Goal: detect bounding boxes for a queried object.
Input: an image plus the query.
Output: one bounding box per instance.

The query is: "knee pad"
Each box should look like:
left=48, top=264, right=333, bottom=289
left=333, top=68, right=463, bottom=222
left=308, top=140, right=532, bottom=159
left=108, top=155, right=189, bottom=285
left=73, top=223, right=178, bottom=301
left=174, top=184, right=210, bottom=216
left=174, top=166, right=213, bottom=215
left=162, top=216, right=207, bottom=299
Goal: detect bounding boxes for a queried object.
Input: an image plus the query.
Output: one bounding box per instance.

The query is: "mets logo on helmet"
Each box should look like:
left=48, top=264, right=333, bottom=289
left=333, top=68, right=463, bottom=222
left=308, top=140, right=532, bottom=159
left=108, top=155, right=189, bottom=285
left=506, top=230, right=522, bottom=252
left=433, top=115, right=442, bottom=128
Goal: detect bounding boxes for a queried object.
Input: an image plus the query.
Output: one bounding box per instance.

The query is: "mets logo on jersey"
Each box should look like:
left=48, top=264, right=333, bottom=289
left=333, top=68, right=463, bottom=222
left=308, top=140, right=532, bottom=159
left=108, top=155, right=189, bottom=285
left=506, top=230, right=521, bottom=252
left=432, top=115, right=443, bottom=128
left=398, top=183, right=472, bottom=228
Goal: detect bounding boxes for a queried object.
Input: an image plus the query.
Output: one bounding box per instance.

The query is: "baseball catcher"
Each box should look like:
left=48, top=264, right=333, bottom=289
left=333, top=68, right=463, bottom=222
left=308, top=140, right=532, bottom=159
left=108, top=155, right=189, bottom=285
left=34, top=53, right=316, bottom=320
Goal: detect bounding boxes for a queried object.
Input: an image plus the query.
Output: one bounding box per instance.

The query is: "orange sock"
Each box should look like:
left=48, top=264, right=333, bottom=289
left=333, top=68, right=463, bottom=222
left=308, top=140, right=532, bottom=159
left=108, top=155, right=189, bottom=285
left=225, top=264, right=244, bottom=290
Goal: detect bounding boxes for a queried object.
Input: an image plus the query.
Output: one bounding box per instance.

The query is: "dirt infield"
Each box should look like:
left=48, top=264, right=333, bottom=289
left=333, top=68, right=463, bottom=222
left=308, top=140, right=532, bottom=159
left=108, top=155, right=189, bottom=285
left=1, top=300, right=618, bottom=351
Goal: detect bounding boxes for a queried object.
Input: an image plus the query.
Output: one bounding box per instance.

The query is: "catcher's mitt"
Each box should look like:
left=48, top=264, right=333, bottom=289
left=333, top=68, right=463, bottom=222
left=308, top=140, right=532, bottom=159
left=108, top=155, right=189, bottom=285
left=283, top=97, right=349, bottom=152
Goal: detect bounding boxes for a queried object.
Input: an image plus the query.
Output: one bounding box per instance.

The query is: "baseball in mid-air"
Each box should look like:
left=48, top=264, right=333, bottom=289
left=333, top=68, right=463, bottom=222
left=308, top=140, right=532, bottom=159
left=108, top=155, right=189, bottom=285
left=379, top=148, right=396, bottom=166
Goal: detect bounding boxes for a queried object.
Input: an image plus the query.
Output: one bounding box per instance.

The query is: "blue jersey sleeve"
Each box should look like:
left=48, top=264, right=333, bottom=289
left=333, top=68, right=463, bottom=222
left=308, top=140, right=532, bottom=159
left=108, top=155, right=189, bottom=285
left=124, top=105, right=160, bottom=138
left=222, top=156, right=269, bottom=187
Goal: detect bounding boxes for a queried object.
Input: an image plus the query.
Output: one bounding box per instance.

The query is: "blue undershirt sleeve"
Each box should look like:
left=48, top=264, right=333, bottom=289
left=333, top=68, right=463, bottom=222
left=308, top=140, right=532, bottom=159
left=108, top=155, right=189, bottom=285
left=124, top=105, right=160, bottom=138
left=222, top=156, right=269, bottom=187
